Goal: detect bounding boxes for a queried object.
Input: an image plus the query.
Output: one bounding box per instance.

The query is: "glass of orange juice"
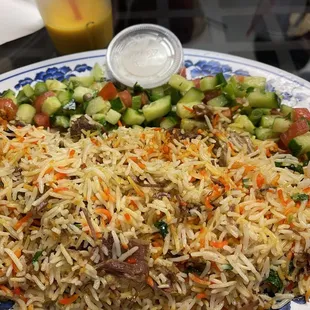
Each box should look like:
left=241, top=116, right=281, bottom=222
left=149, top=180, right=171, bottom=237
left=36, top=0, right=113, bottom=55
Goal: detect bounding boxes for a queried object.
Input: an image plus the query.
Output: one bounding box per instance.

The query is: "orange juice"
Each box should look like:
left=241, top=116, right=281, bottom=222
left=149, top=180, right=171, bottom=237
left=36, top=0, right=113, bottom=55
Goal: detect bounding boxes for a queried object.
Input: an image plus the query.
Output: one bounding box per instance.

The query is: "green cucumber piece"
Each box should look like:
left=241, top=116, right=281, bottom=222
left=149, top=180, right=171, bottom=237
left=92, top=113, right=106, bottom=123
left=288, top=132, right=310, bottom=156
left=110, top=97, right=125, bottom=112
left=1, top=89, right=17, bottom=104
left=142, top=95, right=171, bottom=122
left=260, top=115, right=278, bottom=128
left=200, top=76, right=218, bottom=91
left=86, top=97, right=111, bottom=116
left=151, top=87, right=165, bottom=101
left=176, top=102, right=199, bottom=119
left=54, top=115, right=70, bottom=128
left=41, top=96, right=61, bottom=115
left=22, top=84, right=34, bottom=98
left=105, top=109, right=122, bottom=125
left=242, top=76, right=266, bottom=91
left=255, top=127, right=279, bottom=140
left=247, top=92, right=279, bottom=108
left=180, top=119, right=207, bottom=131
left=16, top=90, right=30, bottom=104
left=231, top=115, right=255, bottom=134
left=45, top=80, right=67, bottom=91
left=228, top=77, right=247, bottom=97
left=165, top=87, right=182, bottom=105
left=160, top=116, right=178, bottom=129
left=70, top=76, right=95, bottom=88
left=122, top=108, right=145, bottom=125
left=132, top=96, right=141, bottom=110
left=207, top=95, right=228, bottom=107
left=280, top=104, right=294, bottom=118
left=178, top=88, right=204, bottom=103
left=34, top=82, right=48, bottom=96
left=57, top=90, right=72, bottom=105
left=91, top=63, right=104, bottom=82
left=16, top=104, right=36, bottom=124
left=168, top=75, right=194, bottom=92
left=72, top=86, right=94, bottom=104
left=272, top=117, right=292, bottom=133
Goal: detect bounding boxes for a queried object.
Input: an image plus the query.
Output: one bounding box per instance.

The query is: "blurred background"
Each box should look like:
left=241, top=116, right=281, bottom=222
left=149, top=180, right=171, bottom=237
left=1, top=0, right=310, bottom=80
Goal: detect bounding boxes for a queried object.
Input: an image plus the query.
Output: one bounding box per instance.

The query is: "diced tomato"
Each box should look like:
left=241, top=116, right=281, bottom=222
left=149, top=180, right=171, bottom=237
left=0, top=98, right=17, bottom=120
left=118, top=90, right=132, bottom=107
left=280, top=119, right=309, bottom=147
left=203, top=89, right=221, bottom=103
left=99, top=82, right=118, bottom=100
left=140, top=92, right=149, bottom=106
left=293, top=108, right=310, bottom=121
left=179, top=67, right=187, bottom=78
left=235, top=75, right=245, bottom=83
left=34, top=91, right=55, bottom=113
left=193, top=79, right=201, bottom=88
left=34, top=113, right=50, bottom=128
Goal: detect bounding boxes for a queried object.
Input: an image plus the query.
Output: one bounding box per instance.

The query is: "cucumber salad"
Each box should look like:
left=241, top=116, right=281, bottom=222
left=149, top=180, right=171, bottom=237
left=0, top=63, right=310, bottom=158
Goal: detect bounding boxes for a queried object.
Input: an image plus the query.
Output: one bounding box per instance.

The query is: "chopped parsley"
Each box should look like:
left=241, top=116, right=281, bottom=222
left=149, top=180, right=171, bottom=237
left=32, top=251, right=43, bottom=264
left=291, top=193, right=309, bottom=202
left=154, top=220, right=169, bottom=238
left=264, top=269, right=283, bottom=292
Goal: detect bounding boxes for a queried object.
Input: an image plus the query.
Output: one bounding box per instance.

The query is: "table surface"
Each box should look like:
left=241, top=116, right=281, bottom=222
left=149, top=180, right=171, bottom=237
left=1, top=0, right=310, bottom=81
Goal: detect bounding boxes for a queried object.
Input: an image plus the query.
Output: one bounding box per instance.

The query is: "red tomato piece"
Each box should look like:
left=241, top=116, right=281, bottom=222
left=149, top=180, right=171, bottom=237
left=118, top=90, right=132, bottom=107
left=179, top=67, right=187, bottom=78
left=0, top=98, right=17, bottom=120
left=34, top=91, right=55, bottom=113
left=34, top=113, right=50, bottom=128
left=140, top=92, right=149, bottom=106
left=293, top=108, right=310, bottom=121
left=98, top=82, right=118, bottom=100
left=280, top=119, right=309, bottom=147
left=193, top=79, right=201, bottom=88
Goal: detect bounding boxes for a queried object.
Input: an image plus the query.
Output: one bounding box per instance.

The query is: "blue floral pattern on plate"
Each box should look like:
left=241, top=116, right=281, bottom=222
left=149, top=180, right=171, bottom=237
left=14, top=64, right=92, bottom=90
left=0, top=54, right=309, bottom=310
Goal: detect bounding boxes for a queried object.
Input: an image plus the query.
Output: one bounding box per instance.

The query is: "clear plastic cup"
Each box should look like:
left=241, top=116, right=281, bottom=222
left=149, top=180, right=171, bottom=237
left=36, top=0, right=113, bottom=55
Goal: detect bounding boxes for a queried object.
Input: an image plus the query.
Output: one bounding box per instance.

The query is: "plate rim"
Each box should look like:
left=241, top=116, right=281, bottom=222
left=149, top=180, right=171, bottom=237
left=0, top=48, right=310, bottom=91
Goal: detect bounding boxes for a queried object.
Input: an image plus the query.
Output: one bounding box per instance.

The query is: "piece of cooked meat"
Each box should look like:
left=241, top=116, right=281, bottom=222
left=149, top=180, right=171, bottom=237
left=218, top=144, right=228, bottom=167
left=98, top=239, right=149, bottom=282
left=192, top=104, right=213, bottom=118
left=70, top=116, right=99, bottom=139
left=240, top=300, right=259, bottom=310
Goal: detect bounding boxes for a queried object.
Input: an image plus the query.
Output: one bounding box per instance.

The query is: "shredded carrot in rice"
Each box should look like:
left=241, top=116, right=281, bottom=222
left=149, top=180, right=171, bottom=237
left=124, top=213, right=131, bottom=222
left=0, top=285, right=13, bottom=296
left=58, top=294, right=79, bottom=305
left=95, top=208, right=112, bottom=221
left=69, top=149, right=75, bottom=158
left=126, top=257, right=137, bottom=264
left=256, top=173, right=265, bottom=189
left=53, top=187, right=69, bottom=193
left=117, top=120, right=123, bottom=127
left=210, top=240, right=228, bottom=248
left=183, top=106, right=194, bottom=113
left=189, top=273, right=210, bottom=286
left=14, top=212, right=32, bottom=230
left=196, top=293, right=207, bottom=299
left=147, top=276, right=154, bottom=288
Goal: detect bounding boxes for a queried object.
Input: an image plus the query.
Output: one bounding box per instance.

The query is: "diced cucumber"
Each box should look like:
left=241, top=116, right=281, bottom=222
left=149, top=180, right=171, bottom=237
left=247, top=92, right=279, bottom=108
left=178, top=88, right=204, bottom=103
left=230, top=115, right=255, bottom=134
left=180, top=119, right=207, bottom=131
left=16, top=104, right=36, bottom=124
left=132, top=96, right=141, bottom=110
left=70, top=76, right=95, bottom=88
left=151, top=87, right=165, bottom=101
left=45, top=80, right=67, bottom=91
left=92, top=113, right=106, bottom=123
left=165, top=87, right=182, bottom=105
left=200, top=76, right=218, bottom=91
left=73, top=86, right=94, bottom=104
left=16, top=90, right=30, bottom=104
left=288, top=132, right=310, bottom=156
left=260, top=115, right=278, bottom=128
left=122, top=108, right=145, bottom=125
left=142, top=95, right=171, bottom=122
left=272, top=117, right=292, bottom=133
left=57, top=90, right=72, bottom=105
left=160, top=116, right=178, bottom=129
left=22, top=84, right=34, bottom=98
left=91, top=63, right=104, bottom=82
left=42, top=96, right=61, bottom=115
left=228, top=77, right=247, bottom=97
left=280, top=104, right=294, bottom=118
left=54, top=116, right=70, bottom=128
left=207, top=95, right=228, bottom=107
left=222, top=83, right=236, bottom=100
left=86, top=97, right=111, bottom=116
left=261, top=108, right=272, bottom=115
left=110, top=97, right=125, bottom=112
left=105, top=109, right=122, bottom=125
left=34, top=82, right=48, bottom=96
left=90, top=81, right=106, bottom=92
left=1, top=89, right=17, bottom=104
left=249, top=109, right=264, bottom=125
left=255, top=127, right=279, bottom=140
left=168, top=75, right=194, bottom=92
left=176, top=102, right=199, bottom=119
left=242, top=76, right=266, bottom=91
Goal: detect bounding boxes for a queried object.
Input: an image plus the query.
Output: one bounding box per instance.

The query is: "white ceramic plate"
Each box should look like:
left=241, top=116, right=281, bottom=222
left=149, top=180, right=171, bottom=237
left=0, top=48, right=309, bottom=310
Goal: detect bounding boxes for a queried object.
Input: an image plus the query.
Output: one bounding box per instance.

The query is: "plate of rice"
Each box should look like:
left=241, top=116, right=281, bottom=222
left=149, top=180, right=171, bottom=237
left=0, top=48, right=309, bottom=310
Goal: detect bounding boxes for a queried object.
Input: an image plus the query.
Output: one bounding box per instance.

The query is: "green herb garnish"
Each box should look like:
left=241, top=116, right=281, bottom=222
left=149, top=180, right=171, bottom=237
left=291, top=193, right=309, bottom=202
left=154, top=220, right=169, bottom=238
left=32, top=251, right=43, bottom=264
left=264, top=269, right=283, bottom=292
left=242, top=178, right=251, bottom=188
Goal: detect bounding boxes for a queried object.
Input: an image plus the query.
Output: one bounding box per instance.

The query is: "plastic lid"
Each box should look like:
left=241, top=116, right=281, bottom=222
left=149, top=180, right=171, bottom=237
left=106, top=24, right=183, bottom=89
